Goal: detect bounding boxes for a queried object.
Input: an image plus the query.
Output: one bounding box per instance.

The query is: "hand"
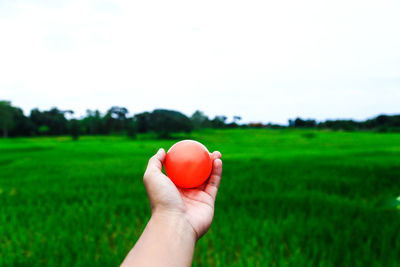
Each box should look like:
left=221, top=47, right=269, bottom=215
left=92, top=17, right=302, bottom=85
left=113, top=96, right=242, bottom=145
left=143, top=148, right=223, bottom=240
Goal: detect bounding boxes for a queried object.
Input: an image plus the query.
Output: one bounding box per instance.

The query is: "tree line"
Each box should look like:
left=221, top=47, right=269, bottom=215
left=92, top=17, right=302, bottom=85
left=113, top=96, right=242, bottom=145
left=0, top=101, right=399, bottom=139
left=288, top=116, right=400, bottom=132
left=0, top=101, right=240, bottom=139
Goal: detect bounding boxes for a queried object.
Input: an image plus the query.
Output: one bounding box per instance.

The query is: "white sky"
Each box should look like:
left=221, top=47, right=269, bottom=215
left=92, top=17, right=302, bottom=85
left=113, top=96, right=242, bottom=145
left=0, top=0, right=399, bottom=124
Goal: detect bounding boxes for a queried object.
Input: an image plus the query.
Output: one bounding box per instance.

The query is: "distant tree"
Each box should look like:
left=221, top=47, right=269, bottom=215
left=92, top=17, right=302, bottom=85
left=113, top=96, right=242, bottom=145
left=0, top=101, right=14, bottom=137
left=63, top=110, right=74, bottom=118
left=304, top=119, right=316, bottom=128
left=225, top=115, right=242, bottom=128
left=226, top=122, right=239, bottom=128
left=210, top=116, right=227, bottom=128
left=364, top=114, right=400, bottom=132
left=69, top=119, right=80, bottom=141
left=148, top=109, right=192, bottom=138
left=134, top=112, right=151, bottom=133
left=392, top=115, right=400, bottom=127
left=9, top=107, right=35, bottom=137
left=294, top=118, right=306, bottom=127
left=233, top=116, right=242, bottom=123
left=294, top=117, right=316, bottom=128
left=126, top=118, right=137, bottom=139
left=110, top=106, right=129, bottom=120
left=318, top=120, right=358, bottom=131
left=3, top=101, right=400, bottom=137
left=48, top=108, right=69, bottom=134
left=82, top=109, right=105, bottom=134
left=248, top=122, right=264, bottom=128
left=29, top=108, right=68, bottom=135
left=104, top=106, right=129, bottom=133
left=266, top=123, right=285, bottom=129
left=376, top=115, right=389, bottom=125
left=38, top=125, right=50, bottom=135
left=103, top=110, right=115, bottom=134
left=190, top=110, right=210, bottom=129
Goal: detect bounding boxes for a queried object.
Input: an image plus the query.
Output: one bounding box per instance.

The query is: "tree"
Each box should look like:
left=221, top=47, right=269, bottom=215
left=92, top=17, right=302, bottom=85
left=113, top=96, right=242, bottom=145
left=110, top=106, right=129, bottom=120
left=81, top=109, right=105, bottom=134
left=0, top=101, right=14, bottom=137
left=233, top=116, right=242, bottom=123
left=9, top=107, right=35, bottom=136
left=227, top=116, right=242, bottom=128
left=294, top=117, right=316, bottom=128
left=190, top=110, right=210, bottom=129
left=294, top=118, right=306, bottom=127
left=318, top=120, right=358, bottom=131
left=210, top=116, right=227, bottom=128
left=127, top=118, right=137, bottom=139
left=69, top=119, right=80, bottom=141
left=134, top=112, right=151, bottom=133
left=38, top=125, right=50, bottom=135
left=29, top=108, right=68, bottom=135
left=104, top=106, right=129, bottom=133
left=376, top=115, right=389, bottom=125
left=148, top=109, right=192, bottom=138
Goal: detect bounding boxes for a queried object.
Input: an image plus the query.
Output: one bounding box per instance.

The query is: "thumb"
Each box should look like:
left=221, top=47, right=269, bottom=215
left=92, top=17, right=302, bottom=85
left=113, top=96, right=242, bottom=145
left=144, top=148, right=166, bottom=177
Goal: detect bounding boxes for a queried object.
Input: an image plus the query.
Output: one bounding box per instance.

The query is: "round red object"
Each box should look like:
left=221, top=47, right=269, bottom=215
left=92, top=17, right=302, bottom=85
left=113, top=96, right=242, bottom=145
left=164, top=140, right=212, bottom=188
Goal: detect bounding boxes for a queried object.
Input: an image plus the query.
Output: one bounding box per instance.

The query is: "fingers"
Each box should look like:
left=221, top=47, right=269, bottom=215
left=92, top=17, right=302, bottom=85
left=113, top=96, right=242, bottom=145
left=197, top=151, right=222, bottom=191
left=210, top=151, right=222, bottom=161
left=204, top=156, right=223, bottom=200
left=144, top=148, right=166, bottom=178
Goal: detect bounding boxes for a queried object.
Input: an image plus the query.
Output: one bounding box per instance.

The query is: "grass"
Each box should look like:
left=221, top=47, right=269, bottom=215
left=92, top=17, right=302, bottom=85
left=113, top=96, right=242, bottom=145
left=1, top=129, right=400, bottom=266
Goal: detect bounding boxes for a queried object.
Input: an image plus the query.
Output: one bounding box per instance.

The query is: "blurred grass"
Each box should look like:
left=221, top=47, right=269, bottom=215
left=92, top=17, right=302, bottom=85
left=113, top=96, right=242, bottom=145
left=1, top=129, right=400, bottom=266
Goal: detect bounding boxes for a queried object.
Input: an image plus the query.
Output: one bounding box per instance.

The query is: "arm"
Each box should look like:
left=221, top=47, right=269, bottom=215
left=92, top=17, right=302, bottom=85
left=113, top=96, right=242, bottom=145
left=121, top=148, right=223, bottom=267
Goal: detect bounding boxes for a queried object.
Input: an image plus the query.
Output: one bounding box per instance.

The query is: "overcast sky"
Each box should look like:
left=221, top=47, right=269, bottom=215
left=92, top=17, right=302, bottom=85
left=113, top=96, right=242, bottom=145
left=0, top=0, right=399, bottom=124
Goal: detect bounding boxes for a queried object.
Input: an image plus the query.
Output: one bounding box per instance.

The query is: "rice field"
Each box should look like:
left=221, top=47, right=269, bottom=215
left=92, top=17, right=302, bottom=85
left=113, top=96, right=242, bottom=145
left=1, top=129, right=400, bottom=266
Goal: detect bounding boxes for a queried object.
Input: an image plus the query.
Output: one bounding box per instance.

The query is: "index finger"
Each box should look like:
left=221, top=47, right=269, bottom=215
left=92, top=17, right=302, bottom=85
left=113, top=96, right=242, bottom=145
left=204, top=158, right=223, bottom=200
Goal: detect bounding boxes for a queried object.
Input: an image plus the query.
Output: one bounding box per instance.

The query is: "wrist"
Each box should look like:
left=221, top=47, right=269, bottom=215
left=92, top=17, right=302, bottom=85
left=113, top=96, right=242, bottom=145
left=150, top=210, right=197, bottom=244
left=121, top=209, right=197, bottom=266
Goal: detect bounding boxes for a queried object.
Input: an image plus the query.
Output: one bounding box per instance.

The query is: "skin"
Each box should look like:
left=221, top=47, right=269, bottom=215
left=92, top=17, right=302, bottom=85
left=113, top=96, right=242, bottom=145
left=121, top=148, right=223, bottom=267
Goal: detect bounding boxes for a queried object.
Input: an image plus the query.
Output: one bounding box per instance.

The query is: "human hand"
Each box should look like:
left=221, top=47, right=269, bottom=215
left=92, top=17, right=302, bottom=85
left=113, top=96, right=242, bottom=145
left=143, top=148, right=222, bottom=240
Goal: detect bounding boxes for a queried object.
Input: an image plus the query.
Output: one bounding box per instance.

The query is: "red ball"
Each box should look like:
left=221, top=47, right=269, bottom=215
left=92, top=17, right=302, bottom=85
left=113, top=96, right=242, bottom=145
left=164, top=140, right=212, bottom=188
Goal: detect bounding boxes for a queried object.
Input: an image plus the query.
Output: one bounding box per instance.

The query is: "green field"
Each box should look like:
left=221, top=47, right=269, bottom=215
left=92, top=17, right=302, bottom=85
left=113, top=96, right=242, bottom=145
left=1, top=129, right=400, bottom=266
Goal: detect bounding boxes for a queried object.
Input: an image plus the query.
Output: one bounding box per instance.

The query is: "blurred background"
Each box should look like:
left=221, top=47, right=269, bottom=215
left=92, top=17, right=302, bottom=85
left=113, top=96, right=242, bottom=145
left=1, top=0, right=400, bottom=266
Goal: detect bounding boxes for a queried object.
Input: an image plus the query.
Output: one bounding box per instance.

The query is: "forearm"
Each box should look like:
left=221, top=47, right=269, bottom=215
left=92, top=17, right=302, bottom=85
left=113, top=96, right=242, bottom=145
left=121, top=211, right=197, bottom=267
